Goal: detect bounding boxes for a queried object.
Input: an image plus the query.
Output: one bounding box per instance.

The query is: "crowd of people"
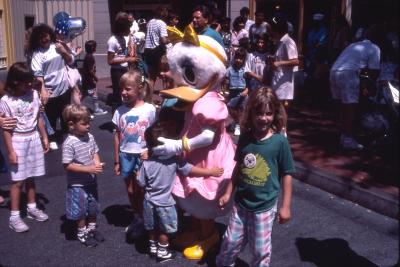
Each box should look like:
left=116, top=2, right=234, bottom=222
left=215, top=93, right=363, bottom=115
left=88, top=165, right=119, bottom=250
left=0, top=2, right=398, bottom=266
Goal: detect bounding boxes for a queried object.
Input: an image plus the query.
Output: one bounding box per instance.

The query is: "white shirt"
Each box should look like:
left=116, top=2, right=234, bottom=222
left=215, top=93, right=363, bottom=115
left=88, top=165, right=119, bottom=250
left=112, top=103, right=156, bottom=153
left=245, top=19, right=255, bottom=31
left=272, top=34, right=298, bottom=100
left=0, top=90, right=40, bottom=133
left=245, top=51, right=268, bottom=90
left=31, top=44, right=70, bottom=97
left=107, top=35, right=130, bottom=68
left=331, top=39, right=381, bottom=71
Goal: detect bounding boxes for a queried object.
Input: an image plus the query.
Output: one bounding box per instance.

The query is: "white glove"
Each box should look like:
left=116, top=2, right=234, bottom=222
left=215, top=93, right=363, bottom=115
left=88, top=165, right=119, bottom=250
left=152, top=137, right=183, bottom=159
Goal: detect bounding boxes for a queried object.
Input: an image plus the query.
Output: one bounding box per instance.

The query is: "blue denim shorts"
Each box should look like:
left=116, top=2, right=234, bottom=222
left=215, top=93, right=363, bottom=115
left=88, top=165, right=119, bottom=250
left=65, top=184, right=99, bottom=220
left=119, top=152, right=142, bottom=179
left=143, top=199, right=177, bottom=234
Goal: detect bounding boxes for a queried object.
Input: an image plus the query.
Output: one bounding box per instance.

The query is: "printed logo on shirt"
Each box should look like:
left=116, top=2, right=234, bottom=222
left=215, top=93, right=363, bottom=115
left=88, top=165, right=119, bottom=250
left=242, top=153, right=270, bottom=186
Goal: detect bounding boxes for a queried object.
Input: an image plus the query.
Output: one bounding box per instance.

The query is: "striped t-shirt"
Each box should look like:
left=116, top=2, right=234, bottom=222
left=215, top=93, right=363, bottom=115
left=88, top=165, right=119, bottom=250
left=62, top=133, right=99, bottom=186
left=144, top=19, right=168, bottom=49
left=31, top=43, right=70, bottom=97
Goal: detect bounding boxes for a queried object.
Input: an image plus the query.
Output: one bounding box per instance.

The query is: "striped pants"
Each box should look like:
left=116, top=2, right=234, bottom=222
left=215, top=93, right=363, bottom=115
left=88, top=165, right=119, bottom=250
left=216, top=203, right=277, bottom=267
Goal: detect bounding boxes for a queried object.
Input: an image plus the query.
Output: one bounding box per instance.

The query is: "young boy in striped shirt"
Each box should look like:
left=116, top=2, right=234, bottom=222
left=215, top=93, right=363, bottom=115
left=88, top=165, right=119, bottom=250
left=62, top=104, right=105, bottom=247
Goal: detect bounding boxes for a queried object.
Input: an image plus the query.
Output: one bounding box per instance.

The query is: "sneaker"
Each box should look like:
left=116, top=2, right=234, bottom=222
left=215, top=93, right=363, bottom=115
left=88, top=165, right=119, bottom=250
left=88, top=228, right=105, bottom=242
left=27, top=208, right=49, bottom=222
left=9, top=216, right=29, bottom=232
left=93, top=108, right=108, bottom=116
left=157, top=247, right=176, bottom=263
left=149, top=241, right=157, bottom=258
left=341, top=135, right=364, bottom=150
left=49, top=142, right=58, bottom=151
left=234, top=124, right=241, bottom=136
left=77, top=232, right=98, bottom=247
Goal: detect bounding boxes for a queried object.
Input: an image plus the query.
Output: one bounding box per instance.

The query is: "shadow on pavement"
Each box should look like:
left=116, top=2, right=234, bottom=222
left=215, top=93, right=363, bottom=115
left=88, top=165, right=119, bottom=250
left=102, top=204, right=133, bottom=227
left=60, top=214, right=77, bottom=240
left=295, top=237, right=379, bottom=267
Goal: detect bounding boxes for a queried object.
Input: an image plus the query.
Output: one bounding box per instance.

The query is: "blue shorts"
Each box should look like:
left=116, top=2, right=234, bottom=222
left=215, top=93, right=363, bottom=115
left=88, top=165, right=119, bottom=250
left=66, top=184, right=99, bottom=220
left=119, top=152, right=142, bottom=179
left=143, top=199, right=178, bottom=234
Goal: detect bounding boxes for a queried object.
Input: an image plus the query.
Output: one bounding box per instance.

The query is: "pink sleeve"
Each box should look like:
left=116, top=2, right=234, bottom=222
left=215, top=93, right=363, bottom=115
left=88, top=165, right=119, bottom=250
left=192, top=95, right=228, bottom=127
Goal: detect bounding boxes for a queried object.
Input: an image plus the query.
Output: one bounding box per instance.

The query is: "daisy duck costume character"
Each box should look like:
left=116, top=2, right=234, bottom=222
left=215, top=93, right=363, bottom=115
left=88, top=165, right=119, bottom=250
left=153, top=25, right=236, bottom=260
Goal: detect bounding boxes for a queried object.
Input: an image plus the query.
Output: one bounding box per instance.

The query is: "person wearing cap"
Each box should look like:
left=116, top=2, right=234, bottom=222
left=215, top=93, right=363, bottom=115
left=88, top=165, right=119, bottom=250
left=268, top=15, right=299, bottom=106
left=305, top=13, right=328, bottom=76
left=192, top=5, right=224, bottom=47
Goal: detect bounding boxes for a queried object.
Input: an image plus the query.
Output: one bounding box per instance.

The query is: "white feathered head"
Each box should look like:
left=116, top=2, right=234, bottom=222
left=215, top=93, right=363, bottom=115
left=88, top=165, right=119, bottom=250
left=160, top=25, right=227, bottom=103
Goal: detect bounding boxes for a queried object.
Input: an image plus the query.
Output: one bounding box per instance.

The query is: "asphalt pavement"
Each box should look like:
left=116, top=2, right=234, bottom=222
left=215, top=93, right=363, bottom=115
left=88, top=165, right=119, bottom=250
left=0, top=101, right=398, bottom=267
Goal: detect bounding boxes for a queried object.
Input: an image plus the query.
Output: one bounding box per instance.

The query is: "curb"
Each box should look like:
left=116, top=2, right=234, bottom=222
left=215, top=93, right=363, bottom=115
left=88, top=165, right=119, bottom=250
left=97, top=80, right=399, bottom=220
left=295, top=161, right=398, bottom=219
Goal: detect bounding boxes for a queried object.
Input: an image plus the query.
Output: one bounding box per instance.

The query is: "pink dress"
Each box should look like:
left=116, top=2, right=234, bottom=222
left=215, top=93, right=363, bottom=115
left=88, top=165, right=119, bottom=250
left=172, top=91, right=236, bottom=219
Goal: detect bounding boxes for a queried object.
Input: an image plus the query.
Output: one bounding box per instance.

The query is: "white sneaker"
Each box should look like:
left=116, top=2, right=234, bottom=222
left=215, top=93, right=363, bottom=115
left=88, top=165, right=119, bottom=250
left=234, top=124, right=241, bottom=136
left=27, top=208, right=49, bottom=222
left=341, top=135, right=364, bottom=150
left=94, top=108, right=108, bottom=116
left=49, top=142, right=58, bottom=151
left=9, top=216, right=29, bottom=232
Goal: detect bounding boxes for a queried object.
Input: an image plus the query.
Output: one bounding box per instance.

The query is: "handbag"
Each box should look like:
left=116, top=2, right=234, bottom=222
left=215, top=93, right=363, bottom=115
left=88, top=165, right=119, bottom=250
left=66, top=65, right=82, bottom=88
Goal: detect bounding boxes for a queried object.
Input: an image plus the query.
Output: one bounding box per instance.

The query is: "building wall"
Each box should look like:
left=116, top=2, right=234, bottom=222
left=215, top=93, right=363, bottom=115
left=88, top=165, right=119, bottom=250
left=92, top=0, right=111, bottom=78
left=229, top=0, right=251, bottom=20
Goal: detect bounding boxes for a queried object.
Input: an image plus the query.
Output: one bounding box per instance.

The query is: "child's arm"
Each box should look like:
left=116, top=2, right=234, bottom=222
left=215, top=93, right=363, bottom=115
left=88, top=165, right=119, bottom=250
left=37, top=113, right=49, bottom=153
left=63, top=162, right=103, bottom=174
left=2, top=130, right=17, bottom=164
left=246, top=71, right=263, bottom=82
left=273, top=58, right=299, bottom=68
left=218, top=162, right=240, bottom=209
left=113, top=129, right=121, bottom=175
left=189, top=166, right=224, bottom=177
left=278, top=174, right=292, bottom=224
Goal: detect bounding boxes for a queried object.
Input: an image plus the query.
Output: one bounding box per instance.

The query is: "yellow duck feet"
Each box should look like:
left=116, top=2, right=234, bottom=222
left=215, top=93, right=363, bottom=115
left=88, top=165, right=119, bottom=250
left=183, top=231, right=219, bottom=260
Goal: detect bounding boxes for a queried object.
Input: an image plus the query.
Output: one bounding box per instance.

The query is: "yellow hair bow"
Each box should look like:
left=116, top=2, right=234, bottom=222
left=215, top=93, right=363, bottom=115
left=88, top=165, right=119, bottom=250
left=167, top=25, right=226, bottom=66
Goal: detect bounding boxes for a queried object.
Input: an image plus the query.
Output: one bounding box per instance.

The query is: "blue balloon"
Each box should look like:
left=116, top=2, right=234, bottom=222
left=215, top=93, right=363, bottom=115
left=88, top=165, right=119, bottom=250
left=53, top=11, right=86, bottom=42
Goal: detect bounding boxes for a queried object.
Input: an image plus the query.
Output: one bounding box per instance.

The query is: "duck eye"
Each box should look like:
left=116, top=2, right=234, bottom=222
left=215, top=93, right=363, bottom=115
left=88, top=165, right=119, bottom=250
left=183, top=66, right=196, bottom=85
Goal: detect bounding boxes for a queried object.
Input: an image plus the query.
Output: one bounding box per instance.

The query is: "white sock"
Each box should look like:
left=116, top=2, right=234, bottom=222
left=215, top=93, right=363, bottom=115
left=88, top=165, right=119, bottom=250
left=77, top=226, right=86, bottom=237
left=27, top=202, right=37, bottom=210
left=88, top=222, right=96, bottom=231
left=10, top=210, right=20, bottom=218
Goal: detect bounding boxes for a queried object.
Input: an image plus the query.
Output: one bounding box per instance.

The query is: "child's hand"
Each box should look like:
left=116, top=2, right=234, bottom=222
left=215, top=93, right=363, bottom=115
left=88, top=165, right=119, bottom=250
left=126, top=56, right=140, bottom=63
left=55, top=42, right=68, bottom=55
left=42, top=137, right=49, bottom=153
left=8, top=151, right=17, bottom=165
left=114, top=162, right=121, bottom=175
left=140, top=150, right=148, bottom=160
left=89, top=163, right=103, bottom=174
left=218, top=193, right=230, bottom=210
left=210, top=167, right=224, bottom=177
left=278, top=206, right=291, bottom=224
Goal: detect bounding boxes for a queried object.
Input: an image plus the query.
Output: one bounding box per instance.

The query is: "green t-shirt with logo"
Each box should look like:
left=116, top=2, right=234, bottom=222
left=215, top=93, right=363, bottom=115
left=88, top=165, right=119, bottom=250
left=234, top=133, right=295, bottom=213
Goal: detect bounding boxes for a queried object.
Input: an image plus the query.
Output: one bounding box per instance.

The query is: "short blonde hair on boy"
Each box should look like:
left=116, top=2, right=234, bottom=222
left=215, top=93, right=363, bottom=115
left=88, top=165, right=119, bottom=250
left=62, top=104, right=91, bottom=123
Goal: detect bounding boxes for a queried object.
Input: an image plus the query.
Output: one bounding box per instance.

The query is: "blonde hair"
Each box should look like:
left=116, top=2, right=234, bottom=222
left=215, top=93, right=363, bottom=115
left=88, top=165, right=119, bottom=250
left=240, top=87, right=287, bottom=134
left=119, top=70, right=152, bottom=103
left=62, top=104, right=91, bottom=123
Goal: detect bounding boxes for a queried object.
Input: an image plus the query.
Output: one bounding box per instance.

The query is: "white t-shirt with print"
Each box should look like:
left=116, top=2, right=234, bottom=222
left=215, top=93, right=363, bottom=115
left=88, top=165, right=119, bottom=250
left=112, top=103, right=156, bottom=153
left=245, top=51, right=268, bottom=90
left=0, top=90, right=40, bottom=133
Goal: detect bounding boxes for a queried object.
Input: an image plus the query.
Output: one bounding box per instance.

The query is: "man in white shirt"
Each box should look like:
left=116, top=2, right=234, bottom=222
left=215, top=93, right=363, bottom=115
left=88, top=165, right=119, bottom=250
left=330, top=26, right=381, bottom=150
left=239, top=7, right=254, bottom=31
left=269, top=15, right=299, bottom=106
